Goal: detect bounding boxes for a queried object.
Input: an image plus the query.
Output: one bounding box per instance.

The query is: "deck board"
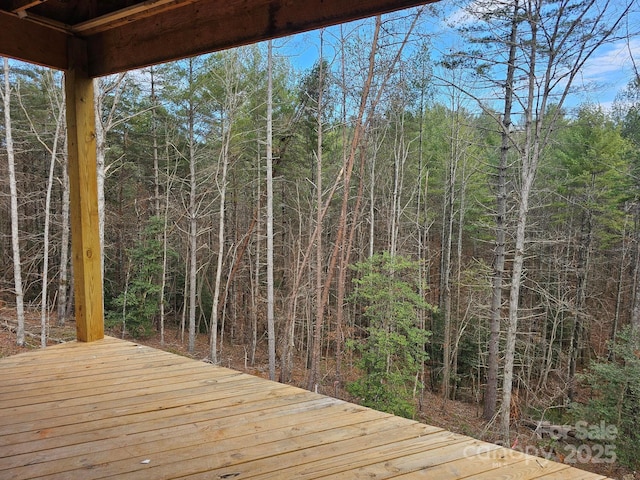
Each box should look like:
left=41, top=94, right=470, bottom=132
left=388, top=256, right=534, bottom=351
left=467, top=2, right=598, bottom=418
left=0, top=337, right=610, bottom=479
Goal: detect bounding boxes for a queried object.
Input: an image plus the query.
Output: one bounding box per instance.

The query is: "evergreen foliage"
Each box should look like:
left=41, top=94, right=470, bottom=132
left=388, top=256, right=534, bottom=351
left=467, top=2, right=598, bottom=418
left=106, top=217, right=167, bottom=338
left=1, top=5, right=639, bottom=464
left=347, top=252, right=433, bottom=419
left=576, top=328, right=640, bottom=469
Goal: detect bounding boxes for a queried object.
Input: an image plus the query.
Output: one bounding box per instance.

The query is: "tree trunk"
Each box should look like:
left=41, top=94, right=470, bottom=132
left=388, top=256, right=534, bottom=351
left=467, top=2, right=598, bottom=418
left=3, top=57, right=26, bottom=346
left=314, top=33, right=325, bottom=383
left=308, top=17, right=381, bottom=391
left=500, top=6, right=540, bottom=440
left=150, top=67, right=168, bottom=346
left=568, top=204, right=593, bottom=401
left=39, top=82, right=65, bottom=348
left=266, top=40, right=276, bottom=380
left=209, top=125, right=229, bottom=364
left=440, top=107, right=458, bottom=401
left=307, top=10, right=423, bottom=391
left=17, top=69, right=66, bottom=347
left=631, top=206, right=640, bottom=338
left=484, top=0, right=518, bottom=422
left=58, top=135, right=70, bottom=327
left=187, top=59, right=198, bottom=354
left=251, top=147, right=261, bottom=366
left=94, top=73, right=127, bottom=279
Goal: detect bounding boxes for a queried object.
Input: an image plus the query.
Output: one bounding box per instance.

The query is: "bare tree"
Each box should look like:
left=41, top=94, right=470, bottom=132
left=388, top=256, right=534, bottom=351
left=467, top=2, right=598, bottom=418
left=186, top=59, right=198, bottom=354
left=18, top=69, right=66, bottom=347
left=307, top=17, right=382, bottom=391
left=307, top=10, right=425, bottom=390
left=94, top=73, right=127, bottom=272
left=57, top=134, right=70, bottom=327
left=498, top=0, right=633, bottom=441
left=266, top=40, right=277, bottom=380
left=2, top=58, right=25, bottom=346
left=484, top=0, right=519, bottom=422
left=445, top=0, right=633, bottom=439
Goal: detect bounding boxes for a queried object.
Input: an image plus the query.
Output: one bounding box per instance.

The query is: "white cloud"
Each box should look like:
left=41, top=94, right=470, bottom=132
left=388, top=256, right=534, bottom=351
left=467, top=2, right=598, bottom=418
left=443, top=0, right=501, bottom=29
left=580, top=38, right=640, bottom=84
left=569, top=38, right=640, bottom=106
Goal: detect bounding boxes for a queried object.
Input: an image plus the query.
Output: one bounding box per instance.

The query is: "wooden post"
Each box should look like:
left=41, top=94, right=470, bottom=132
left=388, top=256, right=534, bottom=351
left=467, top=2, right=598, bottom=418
left=65, top=38, right=104, bottom=342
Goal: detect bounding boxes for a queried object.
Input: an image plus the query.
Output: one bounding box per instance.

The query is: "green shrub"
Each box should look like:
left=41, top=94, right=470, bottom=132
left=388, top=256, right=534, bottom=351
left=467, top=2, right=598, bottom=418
left=346, top=252, right=434, bottom=419
left=576, top=327, right=640, bottom=469
left=106, top=217, right=165, bottom=338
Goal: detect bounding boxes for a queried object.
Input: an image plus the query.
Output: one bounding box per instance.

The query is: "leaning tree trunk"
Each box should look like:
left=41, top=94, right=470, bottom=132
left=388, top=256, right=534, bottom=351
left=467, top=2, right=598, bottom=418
left=307, top=17, right=381, bottom=391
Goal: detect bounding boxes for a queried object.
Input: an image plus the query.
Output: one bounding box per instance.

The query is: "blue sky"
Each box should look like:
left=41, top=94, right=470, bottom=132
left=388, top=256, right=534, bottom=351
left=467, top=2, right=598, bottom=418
left=574, top=37, right=640, bottom=108
left=438, top=0, right=640, bottom=111
left=274, top=1, right=640, bottom=113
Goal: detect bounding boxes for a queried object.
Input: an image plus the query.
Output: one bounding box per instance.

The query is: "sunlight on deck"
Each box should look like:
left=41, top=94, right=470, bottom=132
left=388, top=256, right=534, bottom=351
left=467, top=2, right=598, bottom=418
left=0, top=337, right=609, bottom=479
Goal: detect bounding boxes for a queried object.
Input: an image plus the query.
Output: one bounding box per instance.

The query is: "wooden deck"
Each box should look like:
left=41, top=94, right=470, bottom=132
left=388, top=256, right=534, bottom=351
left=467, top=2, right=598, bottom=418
left=0, top=337, right=609, bottom=479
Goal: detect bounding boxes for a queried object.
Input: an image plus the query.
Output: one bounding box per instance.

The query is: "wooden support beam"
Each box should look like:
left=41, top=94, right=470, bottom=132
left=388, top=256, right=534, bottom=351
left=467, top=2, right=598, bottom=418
left=9, top=0, right=48, bottom=14
left=72, top=0, right=198, bottom=35
left=65, top=38, right=104, bottom=342
left=0, top=9, right=68, bottom=70
left=87, top=0, right=435, bottom=77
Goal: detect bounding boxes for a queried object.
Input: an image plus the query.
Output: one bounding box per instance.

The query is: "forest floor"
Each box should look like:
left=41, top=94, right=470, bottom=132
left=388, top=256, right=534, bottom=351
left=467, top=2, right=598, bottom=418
left=0, top=308, right=637, bottom=480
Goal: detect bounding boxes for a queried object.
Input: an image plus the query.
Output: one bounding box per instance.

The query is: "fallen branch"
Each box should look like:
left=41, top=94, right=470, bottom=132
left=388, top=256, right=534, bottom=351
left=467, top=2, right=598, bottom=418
left=0, top=321, right=69, bottom=344
left=522, top=419, right=577, bottom=439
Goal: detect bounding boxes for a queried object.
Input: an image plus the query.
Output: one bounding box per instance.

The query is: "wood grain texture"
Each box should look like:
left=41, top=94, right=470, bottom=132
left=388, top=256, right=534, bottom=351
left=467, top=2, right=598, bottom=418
left=86, top=0, right=437, bottom=76
left=0, top=338, right=611, bottom=479
left=0, top=9, right=68, bottom=70
left=2, top=0, right=438, bottom=75
left=64, top=40, right=104, bottom=342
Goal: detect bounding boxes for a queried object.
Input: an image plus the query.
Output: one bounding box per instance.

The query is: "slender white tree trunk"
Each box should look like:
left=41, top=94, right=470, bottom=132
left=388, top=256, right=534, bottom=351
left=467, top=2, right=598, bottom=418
left=188, top=107, right=197, bottom=353
left=209, top=110, right=231, bottom=365
left=266, top=40, right=276, bottom=380
left=441, top=103, right=461, bottom=401
left=369, top=151, right=376, bottom=258
left=160, top=155, right=175, bottom=346
left=188, top=173, right=197, bottom=352
left=17, top=69, right=66, bottom=347
left=3, top=58, right=25, bottom=346
left=251, top=147, right=261, bottom=366
left=94, top=73, right=126, bottom=279
left=500, top=14, right=539, bottom=436
left=150, top=67, right=168, bottom=345
left=314, top=36, right=325, bottom=382
left=39, top=85, right=65, bottom=348
left=58, top=135, right=70, bottom=326
left=94, top=82, right=106, bottom=278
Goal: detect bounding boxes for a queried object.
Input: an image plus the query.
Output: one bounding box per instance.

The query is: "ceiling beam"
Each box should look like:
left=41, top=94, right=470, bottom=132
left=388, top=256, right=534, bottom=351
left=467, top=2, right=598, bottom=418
left=87, top=0, right=433, bottom=77
left=0, top=9, right=68, bottom=70
left=9, top=0, right=47, bottom=15
left=72, top=0, right=199, bottom=35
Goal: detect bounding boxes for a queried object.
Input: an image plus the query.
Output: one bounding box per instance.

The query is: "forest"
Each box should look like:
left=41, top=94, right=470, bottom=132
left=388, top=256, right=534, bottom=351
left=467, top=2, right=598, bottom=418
left=1, top=0, right=640, bottom=471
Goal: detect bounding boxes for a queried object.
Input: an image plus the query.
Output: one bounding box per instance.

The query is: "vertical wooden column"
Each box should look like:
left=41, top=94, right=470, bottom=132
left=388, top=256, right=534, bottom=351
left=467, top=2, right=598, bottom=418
left=65, top=38, right=104, bottom=342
